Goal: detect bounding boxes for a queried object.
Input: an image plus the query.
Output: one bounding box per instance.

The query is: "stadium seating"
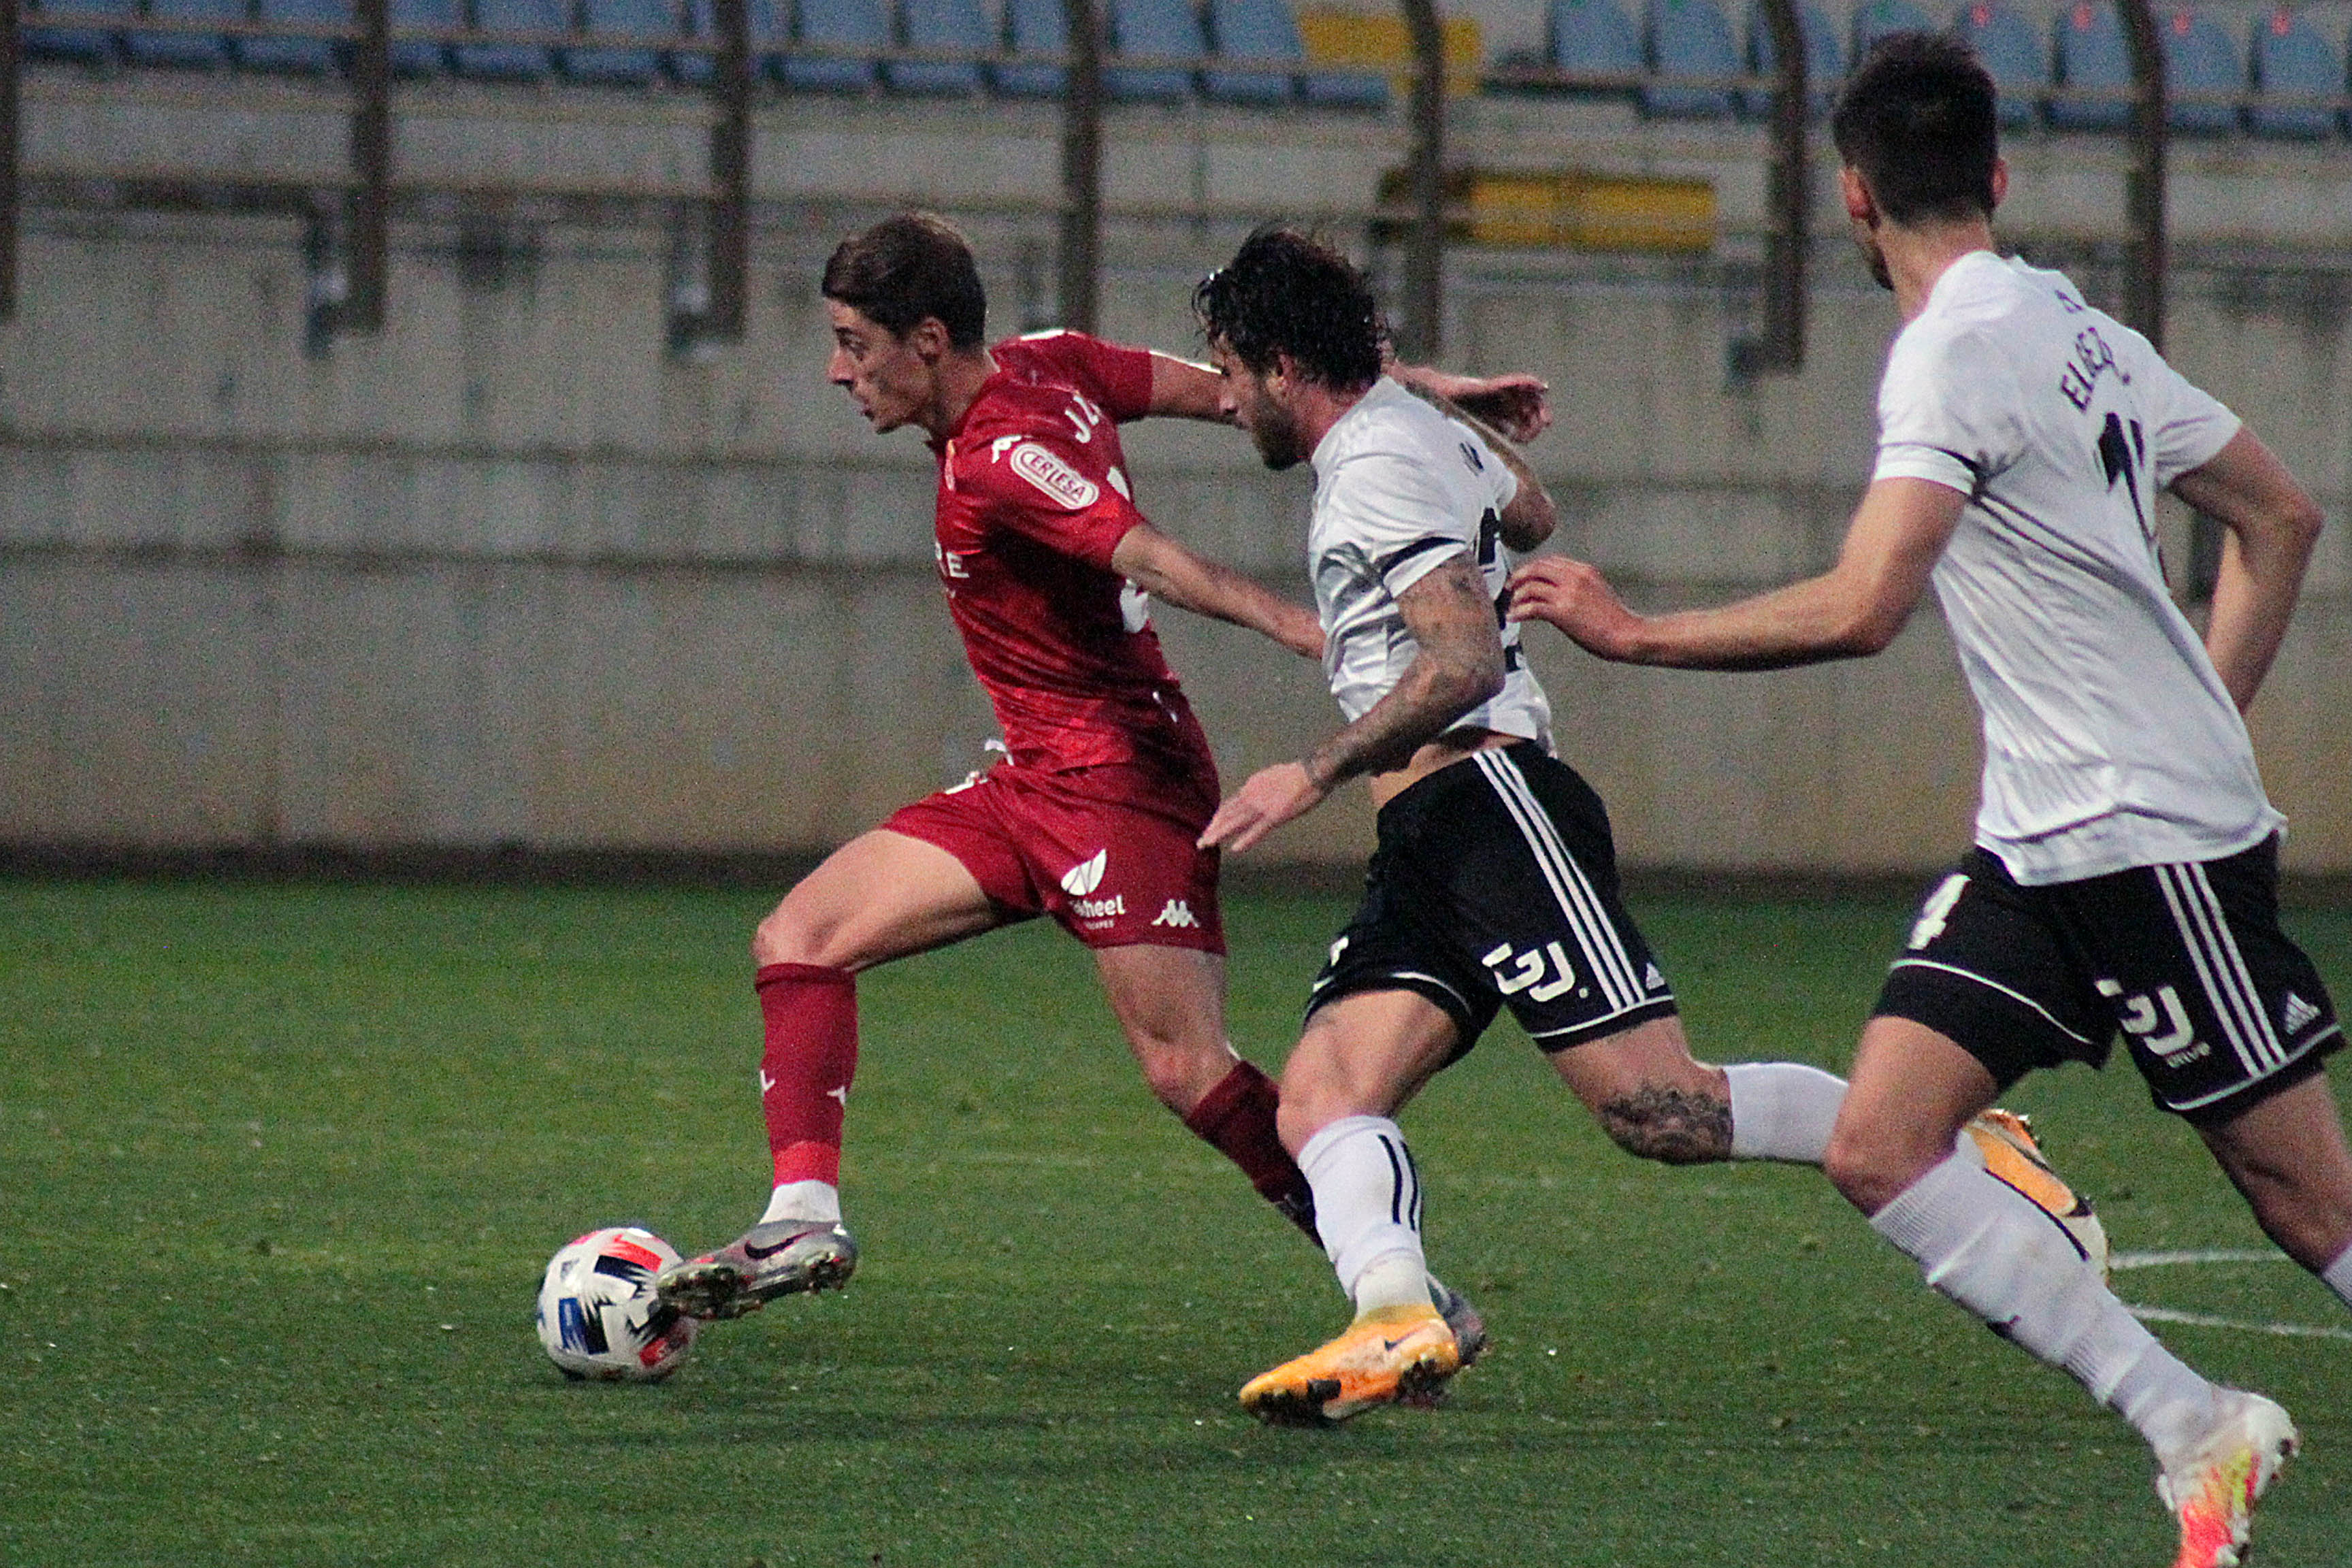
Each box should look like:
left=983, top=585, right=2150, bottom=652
left=1547, top=0, right=1643, bottom=94
left=1950, top=0, right=2046, bottom=125
left=564, top=0, right=671, bottom=85
left=242, top=0, right=350, bottom=74
left=24, top=0, right=133, bottom=65
left=2051, top=0, right=2132, bottom=130
left=2247, top=5, right=2341, bottom=138
left=1741, top=0, right=1841, bottom=116
left=891, top=0, right=991, bottom=93
left=671, top=0, right=789, bottom=85
left=2161, top=7, right=2241, bottom=132
left=391, top=0, right=460, bottom=75
left=1203, top=0, right=1300, bottom=105
left=995, top=0, right=1066, bottom=95
left=1644, top=0, right=1739, bottom=117
left=453, top=0, right=563, bottom=80
left=125, top=0, right=242, bottom=69
left=781, top=0, right=885, bottom=89
left=1848, top=0, right=1929, bottom=60
left=1107, top=0, right=1205, bottom=102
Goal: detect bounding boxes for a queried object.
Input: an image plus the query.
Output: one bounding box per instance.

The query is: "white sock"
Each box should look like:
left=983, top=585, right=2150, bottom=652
left=2323, top=1242, right=2352, bottom=1311
left=1298, top=1115, right=1428, bottom=1314
left=1871, top=1138, right=2219, bottom=1470
left=760, top=1179, right=841, bottom=1226
left=1725, top=1061, right=1848, bottom=1163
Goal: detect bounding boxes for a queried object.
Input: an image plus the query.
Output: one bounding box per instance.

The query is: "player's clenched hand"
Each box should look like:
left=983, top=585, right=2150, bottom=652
left=1198, top=762, right=1328, bottom=853
left=1447, top=374, right=1552, bottom=444
left=1507, top=555, right=1642, bottom=659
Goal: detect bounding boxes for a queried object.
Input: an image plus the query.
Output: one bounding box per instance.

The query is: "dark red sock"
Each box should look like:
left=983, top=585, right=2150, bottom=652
left=1185, top=1059, right=1320, bottom=1245
left=754, top=962, right=858, bottom=1188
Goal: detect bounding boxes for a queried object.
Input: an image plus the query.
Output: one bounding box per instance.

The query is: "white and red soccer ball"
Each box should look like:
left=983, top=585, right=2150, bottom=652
left=534, top=1226, right=698, bottom=1382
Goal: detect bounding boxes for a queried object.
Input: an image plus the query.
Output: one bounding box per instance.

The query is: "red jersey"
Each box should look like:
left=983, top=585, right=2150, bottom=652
left=930, top=331, right=1215, bottom=779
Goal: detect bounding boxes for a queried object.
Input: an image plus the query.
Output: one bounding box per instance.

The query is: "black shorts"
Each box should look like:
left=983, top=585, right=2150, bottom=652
left=1874, top=836, right=2342, bottom=1122
left=1306, top=742, right=1678, bottom=1057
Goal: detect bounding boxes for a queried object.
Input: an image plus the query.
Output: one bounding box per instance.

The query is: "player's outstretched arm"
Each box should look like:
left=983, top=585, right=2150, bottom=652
left=1146, top=353, right=1240, bottom=423
left=1109, top=521, right=1324, bottom=658
left=1387, top=362, right=1552, bottom=446
left=1201, top=557, right=1503, bottom=852
left=2168, top=428, right=2325, bottom=713
left=1508, top=477, right=1962, bottom=669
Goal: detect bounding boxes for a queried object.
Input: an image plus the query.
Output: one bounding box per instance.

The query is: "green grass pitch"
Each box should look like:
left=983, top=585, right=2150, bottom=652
left=2, top=877, right=2347, bottom=1566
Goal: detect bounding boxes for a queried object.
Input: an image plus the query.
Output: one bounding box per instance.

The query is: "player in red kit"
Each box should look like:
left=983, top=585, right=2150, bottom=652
left=657, top=211, right=1546, bottom=1335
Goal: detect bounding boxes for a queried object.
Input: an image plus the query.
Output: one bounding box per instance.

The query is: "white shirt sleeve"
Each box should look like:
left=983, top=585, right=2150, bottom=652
left=1871, top=323, right=2025, bottom=497
left=2138, top=355, right=2242, bottom=487
left=1327, top=448, right=1474, bottom=599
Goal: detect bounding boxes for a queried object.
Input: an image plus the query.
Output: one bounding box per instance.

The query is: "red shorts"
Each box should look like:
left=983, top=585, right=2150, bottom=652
left=882, top=760, right=1225, bottom=953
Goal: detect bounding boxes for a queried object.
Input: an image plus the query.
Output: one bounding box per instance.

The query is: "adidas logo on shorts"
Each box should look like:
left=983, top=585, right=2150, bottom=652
left=2282, top=992, right=2322, bottom=1035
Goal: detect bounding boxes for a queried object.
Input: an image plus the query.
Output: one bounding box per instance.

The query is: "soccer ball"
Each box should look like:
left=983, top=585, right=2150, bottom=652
left=534, top=1226, right=698, bottom=1382
left=1968, top=1112, right=2111, bottom=1280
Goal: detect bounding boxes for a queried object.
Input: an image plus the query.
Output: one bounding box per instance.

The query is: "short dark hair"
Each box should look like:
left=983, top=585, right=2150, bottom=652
left=821, top=210, right=987, bottom=349
left=1831, top=33, right=1999, bottom=226
left=1192, top=227, right=1386, bottom=391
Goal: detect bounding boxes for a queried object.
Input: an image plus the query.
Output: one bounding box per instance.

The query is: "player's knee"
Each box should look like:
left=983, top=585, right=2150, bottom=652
left=1593, top=1081, right=1732, bottom=1165
left=1822, top=1122, right=1919, bottom=1216
left=751, top=905, right=836, bottom=968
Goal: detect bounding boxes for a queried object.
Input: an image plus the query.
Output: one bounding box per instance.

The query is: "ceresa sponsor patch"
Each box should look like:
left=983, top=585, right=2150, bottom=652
left=1008, top=442, right=1100, bottom=510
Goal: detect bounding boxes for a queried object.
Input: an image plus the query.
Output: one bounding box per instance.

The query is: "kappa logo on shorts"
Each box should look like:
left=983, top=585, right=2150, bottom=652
left=1060, top=849, right=1109, bottom=896
left=1007, top=442, right=1100, bottom=510
left=1151, top=900, right=1198, bottom=929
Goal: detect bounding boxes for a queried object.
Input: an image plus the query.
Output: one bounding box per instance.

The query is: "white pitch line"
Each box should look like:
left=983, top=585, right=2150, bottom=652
left=2124, top=1305, right=2352, bottom=1343
left=2110, top=1248, right=2289, bottom=1271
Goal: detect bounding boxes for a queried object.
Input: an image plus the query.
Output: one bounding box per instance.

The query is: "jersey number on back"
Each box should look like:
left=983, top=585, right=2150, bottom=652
left=1476, top=509, right=1525, bottom=672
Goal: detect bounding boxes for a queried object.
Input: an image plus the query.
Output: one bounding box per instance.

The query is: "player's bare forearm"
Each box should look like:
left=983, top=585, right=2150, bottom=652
left=2170, top=429, right=2323, bottom=712
left=1198, top=558, right=1502, bottom=853
left=1386, top=361, right=1552, bottom=445
left=1110, top=523, right=1323, bottom=658
left=1509, top=479, right=1959, bottom=668
left=1145, top=353, right=1239, bottom=425
left=1305, top=559, right=1505, bottom=791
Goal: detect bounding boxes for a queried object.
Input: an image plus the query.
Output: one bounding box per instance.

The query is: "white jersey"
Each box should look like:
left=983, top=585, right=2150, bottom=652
left=1307, top=377, right=1552, bottom=749
left=1872, top=250, right=2278, bottom=885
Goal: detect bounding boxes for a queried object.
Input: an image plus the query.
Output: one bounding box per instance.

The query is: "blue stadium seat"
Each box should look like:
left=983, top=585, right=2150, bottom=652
left=671, top=0, right=787, bottom=85
left=24, top=0, right=134, bottom=65
left=1848, top=0, right=1929, bottom=61
left=1203, top=0, right=1298, bottom=104
left=2051, top=0, right=2131, bottom=131
left=391, top=0, right=459, bottom=75
left=891, top=0, right=989, bottom=93
left=565, top=0, right=672, bottom=84
left=996, top=0, right=1066, bottom=95
left=781, top=0, right=885, bottom=90
left=2247, top=5, right=2339, bottom=138
left=1549, top=0, right=1642, bottom=93
left=1741, top=0, right=1840, bottom=116
left=1299, top=53, right=1387, bottom=108
left=242, top=0, right=349, bottom=73
left=2161, top=7, right=2240, bottom=133
left=453, top=0, right=563, bottom=80
left=125, top=0, right=242, bottom=68
left=1644, top=0, right=1739, bottom=117
left=1951, top=0, right=2045, bottom=125
left=1107, top=0, right=1203, bottom=102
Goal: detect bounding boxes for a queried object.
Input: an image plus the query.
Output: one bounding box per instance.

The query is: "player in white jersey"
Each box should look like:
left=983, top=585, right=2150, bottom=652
left=1510, top=35, right=2346, bottom=1567
left=1184, top=227, right=2065, bottom=1427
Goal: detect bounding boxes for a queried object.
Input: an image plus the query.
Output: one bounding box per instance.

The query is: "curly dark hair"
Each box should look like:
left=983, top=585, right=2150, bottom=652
left=1192, top=227, right=1386, bottom=391
left=821, top=210, right=987, bottom=348
left=1831, top=33, right=1999, bottom=226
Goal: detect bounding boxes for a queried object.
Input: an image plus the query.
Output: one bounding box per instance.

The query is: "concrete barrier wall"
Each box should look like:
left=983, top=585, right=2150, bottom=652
left=3, top=203, right=2346, bottom=872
